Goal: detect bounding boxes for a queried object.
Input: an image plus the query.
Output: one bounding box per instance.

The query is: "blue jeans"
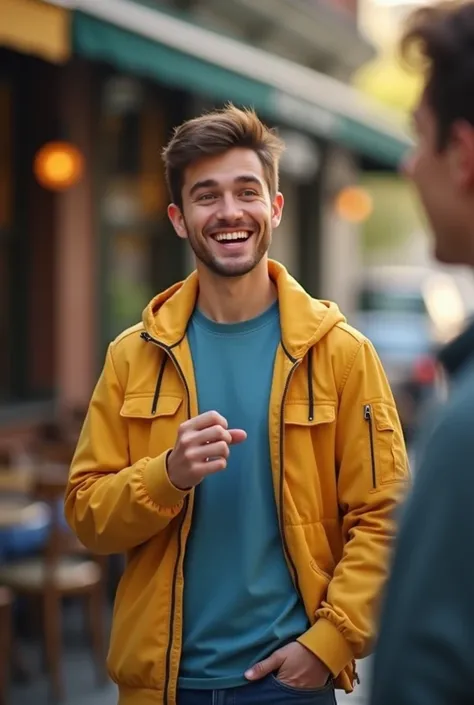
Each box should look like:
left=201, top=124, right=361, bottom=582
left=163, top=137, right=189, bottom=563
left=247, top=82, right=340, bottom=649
left=177, top=675, right=337, bottom=704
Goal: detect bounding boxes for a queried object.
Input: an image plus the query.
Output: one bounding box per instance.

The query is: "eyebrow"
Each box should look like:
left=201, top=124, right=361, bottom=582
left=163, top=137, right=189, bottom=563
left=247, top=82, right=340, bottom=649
left=189, top=174, right=263, bottom=197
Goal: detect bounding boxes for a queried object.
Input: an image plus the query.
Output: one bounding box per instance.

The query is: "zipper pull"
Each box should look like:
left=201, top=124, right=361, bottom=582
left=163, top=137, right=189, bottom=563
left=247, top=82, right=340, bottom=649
left=352, top=660, right=361, bottom=686
left=364, top=404, right=372, bottom=420
left=140, top=332, right=151, bottom=342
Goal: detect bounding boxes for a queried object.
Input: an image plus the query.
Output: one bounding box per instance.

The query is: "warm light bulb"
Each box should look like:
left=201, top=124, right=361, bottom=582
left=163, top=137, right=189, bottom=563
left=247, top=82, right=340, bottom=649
left=334, top=186, right=373, bottom=223
left=33, top=141, right=84, bottom=191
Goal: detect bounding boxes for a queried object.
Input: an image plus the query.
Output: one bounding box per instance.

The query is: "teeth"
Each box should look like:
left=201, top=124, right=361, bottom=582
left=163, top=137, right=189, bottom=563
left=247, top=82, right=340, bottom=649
left=214, top=231, right=250, bottom=242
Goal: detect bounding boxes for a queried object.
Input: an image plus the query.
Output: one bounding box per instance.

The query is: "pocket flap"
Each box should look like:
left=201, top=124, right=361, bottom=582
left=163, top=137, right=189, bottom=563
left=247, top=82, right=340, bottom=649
left=120, top=395, right=182, bottom=419
left=285, top=402, right=336, bottom=426
left=372, top=402, right=396, bottom=432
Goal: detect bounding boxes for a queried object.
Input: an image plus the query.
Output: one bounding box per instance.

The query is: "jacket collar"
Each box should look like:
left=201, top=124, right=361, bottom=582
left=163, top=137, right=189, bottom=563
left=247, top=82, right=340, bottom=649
left=142, top=260, right=344, bottom=360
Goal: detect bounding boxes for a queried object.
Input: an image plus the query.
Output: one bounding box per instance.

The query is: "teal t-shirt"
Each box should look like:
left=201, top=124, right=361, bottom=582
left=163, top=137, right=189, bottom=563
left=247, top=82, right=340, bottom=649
left=179, top=302, right=309, bottom=690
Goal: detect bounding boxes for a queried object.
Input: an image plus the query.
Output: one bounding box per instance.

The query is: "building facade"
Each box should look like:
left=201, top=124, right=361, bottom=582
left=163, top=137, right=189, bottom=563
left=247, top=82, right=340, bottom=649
left=0, top=0, right=409, bottom=443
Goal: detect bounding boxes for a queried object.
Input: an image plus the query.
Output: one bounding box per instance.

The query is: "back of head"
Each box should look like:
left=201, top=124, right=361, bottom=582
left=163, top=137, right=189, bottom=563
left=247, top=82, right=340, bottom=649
left=400, top=0, right=474, bottom=146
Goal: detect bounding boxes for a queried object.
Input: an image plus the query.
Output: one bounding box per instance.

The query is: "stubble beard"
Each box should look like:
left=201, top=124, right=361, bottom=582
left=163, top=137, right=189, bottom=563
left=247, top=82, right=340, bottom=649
left=184, top=219, right=272, bottom=278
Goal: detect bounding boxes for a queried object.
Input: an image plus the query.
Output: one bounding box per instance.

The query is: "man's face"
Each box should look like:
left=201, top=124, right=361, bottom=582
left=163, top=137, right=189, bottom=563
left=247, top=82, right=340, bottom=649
left=168, top=148, right=284, bottom=278
left=403, top=96, right=474, bottom=265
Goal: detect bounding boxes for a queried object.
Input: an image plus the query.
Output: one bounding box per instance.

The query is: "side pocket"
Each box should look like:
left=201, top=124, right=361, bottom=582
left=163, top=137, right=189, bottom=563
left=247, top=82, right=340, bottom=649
left=364, top=402, right=407, bottom=487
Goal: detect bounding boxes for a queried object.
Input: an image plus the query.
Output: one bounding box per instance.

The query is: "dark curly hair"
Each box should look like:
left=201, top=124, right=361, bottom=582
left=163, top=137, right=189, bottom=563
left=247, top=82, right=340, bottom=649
left=400, top=1, right=474, bottom=149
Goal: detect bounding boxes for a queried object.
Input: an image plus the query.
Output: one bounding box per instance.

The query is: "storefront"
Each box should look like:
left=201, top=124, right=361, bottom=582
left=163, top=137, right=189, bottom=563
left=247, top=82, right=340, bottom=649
left=0, top=0, right=70, bottom=426
left=0, top=0, right=410, bottom=440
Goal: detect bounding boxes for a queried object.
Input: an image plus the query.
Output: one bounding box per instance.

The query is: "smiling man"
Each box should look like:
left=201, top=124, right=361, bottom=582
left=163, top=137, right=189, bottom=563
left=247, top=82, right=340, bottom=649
left=65, top=105, right=409, bottom=705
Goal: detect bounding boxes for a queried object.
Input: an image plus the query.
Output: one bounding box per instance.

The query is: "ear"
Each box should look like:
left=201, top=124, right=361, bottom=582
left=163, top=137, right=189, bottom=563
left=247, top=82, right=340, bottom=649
left=448, top=121, right=474, bottom=191
left=271, top=192, right=284, bottom=229
left=168, top=203, right=188, bottom=240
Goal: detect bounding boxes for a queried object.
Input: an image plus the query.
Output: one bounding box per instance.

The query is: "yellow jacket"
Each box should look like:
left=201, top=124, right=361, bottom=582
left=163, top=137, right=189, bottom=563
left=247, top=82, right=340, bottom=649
left=65, top=261, right=409, bottom=705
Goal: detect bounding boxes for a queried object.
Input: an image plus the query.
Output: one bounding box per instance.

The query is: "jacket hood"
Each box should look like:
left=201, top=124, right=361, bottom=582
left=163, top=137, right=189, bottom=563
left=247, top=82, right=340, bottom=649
left=142, top=260, right=345, bottom=360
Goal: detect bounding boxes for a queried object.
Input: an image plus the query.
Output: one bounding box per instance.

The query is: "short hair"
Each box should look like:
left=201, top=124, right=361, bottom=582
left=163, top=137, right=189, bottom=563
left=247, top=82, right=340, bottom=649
left=162, top=104, right=285, bottom=207
left=400, top=0, right=474, bottom=149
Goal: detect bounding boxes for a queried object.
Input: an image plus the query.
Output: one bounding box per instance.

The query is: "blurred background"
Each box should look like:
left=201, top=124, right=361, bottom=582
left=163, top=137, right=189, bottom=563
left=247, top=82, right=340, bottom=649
left=0, top=1, right=473, bottom=704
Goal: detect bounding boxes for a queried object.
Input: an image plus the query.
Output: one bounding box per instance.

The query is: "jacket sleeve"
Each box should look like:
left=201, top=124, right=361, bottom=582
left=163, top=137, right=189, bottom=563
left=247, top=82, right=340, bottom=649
left=64, top=344, right=188, bottom=555
left=298, top=337, right=410, bottom=676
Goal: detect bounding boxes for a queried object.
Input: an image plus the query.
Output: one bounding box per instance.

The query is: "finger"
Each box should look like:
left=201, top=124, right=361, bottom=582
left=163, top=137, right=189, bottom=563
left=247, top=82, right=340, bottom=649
left=245, top=650, right=285, bottom=681
left=195, top=425, right=233, bottom=446
left=193, top=458, right=227, bottom=476
left=185, top=410, right=228, bottom=432
left=190, top=441, right=230, bottom=462
left=228, top=429, right=247, bottom=445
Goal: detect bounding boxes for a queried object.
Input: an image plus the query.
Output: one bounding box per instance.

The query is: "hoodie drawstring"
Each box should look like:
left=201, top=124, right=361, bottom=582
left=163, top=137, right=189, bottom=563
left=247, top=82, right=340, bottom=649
left=151, top=355, right=168, bottom=415
left=307, top=349, right=314, bottom=422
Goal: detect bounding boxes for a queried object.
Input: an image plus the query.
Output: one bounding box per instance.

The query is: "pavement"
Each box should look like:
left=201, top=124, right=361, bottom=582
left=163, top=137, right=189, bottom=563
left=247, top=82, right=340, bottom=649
left=337, top=658, right=371, bottom=704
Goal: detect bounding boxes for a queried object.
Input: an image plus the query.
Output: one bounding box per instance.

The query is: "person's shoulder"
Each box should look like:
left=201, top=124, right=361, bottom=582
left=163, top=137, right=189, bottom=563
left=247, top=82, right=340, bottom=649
left=111, top=322, right=145, bottom=351
left=323, top=319, right=372, bottom=362
left=419, top=365, right=474, bottom=476
left=444, top=361, right=474, bottom=435
left=106, top=322, right=149, bottom=370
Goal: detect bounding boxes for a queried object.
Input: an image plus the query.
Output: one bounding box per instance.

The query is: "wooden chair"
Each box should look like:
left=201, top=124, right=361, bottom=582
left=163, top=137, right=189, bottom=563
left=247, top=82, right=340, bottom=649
left=0, top=471, right=108, bottom=702
left=0, top=587, right=13, bottom=705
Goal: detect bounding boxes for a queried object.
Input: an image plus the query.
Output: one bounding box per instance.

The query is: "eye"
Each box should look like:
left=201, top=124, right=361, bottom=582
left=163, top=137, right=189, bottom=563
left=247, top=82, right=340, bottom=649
left=197, top=193, right=216, bottom=202
left=240, top=189, right=258, bottom=198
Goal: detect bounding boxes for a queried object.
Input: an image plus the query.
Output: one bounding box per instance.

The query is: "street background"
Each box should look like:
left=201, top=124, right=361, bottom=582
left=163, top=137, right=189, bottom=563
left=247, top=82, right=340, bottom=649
left=1, top=0, right=473, bottom=703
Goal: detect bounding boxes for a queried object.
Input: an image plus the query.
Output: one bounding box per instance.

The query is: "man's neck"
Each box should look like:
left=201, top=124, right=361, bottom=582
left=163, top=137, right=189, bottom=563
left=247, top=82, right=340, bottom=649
left=196, top=259, right=276, bottom=323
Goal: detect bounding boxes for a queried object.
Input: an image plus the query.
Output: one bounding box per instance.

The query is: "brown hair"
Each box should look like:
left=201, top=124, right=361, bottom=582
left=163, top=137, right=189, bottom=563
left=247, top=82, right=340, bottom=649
left=400, top=0, right=474, bottom=149
left=162, top=104, right=285, bottom=207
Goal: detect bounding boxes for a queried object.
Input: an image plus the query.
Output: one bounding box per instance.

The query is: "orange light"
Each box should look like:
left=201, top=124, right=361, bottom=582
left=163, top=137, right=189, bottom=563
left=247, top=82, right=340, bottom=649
left=334, top=186, right=373, bottom=223
left=33, top=141, right=84, bottom=191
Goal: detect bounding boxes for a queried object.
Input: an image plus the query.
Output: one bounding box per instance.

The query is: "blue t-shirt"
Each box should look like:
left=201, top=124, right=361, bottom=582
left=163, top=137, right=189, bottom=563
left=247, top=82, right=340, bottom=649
left=179, top=302, right=309, bottom=690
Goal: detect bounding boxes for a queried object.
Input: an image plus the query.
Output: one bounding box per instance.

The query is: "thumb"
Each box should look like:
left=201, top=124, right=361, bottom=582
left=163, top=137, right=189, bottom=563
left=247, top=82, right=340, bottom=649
left=245, top=650, right=284, bottom=681
left=229, top=428, right=247, bottom=445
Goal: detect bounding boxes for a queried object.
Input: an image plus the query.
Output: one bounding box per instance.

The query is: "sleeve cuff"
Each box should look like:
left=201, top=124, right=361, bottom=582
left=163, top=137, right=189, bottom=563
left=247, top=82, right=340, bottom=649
left=297, top=618, right=354, bottom=677
left=142, top=451, right=189, bottom=508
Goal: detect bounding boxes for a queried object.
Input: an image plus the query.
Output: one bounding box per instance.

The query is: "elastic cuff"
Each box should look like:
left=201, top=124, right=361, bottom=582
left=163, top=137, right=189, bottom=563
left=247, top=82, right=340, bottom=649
left=142, top=451, right=189, bottom=507
left=297, top=618, right=354, bottom=677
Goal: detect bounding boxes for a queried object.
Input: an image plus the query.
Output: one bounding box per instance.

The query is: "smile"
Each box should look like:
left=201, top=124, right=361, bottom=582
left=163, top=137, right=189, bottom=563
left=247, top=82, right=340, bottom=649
left=212, top=231, right=252, bottom=243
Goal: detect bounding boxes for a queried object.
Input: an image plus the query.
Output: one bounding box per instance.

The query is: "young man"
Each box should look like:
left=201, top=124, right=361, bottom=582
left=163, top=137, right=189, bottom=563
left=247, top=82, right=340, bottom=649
left=65, top=105, right=408, bottom=705
left=370, top=3, right=474, bottom=704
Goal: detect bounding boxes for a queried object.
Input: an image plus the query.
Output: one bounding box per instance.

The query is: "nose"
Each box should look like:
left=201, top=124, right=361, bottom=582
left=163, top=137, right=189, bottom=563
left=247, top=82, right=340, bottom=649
left=216, top=193, right=244, bottom=222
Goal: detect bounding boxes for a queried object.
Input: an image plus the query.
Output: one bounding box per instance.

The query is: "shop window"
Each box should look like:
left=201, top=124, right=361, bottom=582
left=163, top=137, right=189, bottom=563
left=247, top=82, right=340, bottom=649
left=98, top=74, right=183, bottom=347
left=0, top=81, right=13, bottom=402
left=0, top=52, right=56, bottom=406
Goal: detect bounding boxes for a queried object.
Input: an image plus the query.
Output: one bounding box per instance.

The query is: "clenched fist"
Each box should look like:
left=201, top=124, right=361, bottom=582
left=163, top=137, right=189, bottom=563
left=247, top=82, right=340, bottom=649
left=166, top=410, right=247, bottom=490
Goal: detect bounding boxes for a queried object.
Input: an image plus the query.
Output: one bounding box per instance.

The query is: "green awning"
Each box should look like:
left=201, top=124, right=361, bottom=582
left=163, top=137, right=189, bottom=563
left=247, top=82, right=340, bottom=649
left=73, top=13, right=274, bottom=114
left=71, top=2, right=410, bottom=167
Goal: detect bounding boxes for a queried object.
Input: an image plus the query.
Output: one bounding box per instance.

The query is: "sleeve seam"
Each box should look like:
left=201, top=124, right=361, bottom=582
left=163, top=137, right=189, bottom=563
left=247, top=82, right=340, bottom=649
left=337, top=339, right=364, bottom=398
left=108, top=343, right=125, bottom=395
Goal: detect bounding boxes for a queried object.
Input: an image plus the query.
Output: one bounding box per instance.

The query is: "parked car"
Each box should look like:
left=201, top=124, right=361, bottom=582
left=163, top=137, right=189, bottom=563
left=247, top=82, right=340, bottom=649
left=352, top=266, right=471, bottom=442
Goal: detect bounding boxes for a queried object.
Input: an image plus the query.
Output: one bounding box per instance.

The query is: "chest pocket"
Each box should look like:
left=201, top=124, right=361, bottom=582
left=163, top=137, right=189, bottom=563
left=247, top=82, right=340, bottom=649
left=120, top=394, right=183, bottom=463
left=283, top=402, right=337, bottom=519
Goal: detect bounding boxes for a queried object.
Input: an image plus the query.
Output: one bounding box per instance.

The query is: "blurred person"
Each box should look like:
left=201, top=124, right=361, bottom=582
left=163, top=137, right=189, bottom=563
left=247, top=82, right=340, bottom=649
left=65, top=105, right=409, bottom=705
left=370, top=3, right=474, bottom=704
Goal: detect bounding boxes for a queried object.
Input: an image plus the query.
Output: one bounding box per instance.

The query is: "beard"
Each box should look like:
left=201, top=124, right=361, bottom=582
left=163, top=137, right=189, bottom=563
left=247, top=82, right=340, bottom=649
left=183, top=217, right=272, bottom=278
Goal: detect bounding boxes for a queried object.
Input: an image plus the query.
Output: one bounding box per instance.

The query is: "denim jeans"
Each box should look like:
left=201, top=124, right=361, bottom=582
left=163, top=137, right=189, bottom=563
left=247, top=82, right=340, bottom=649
left=177, top=675, right=337, bottom=704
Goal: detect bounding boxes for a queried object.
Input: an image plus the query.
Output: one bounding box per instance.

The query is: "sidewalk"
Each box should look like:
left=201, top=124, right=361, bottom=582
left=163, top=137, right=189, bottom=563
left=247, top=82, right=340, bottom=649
left=337, top=658, right=371, bottom=704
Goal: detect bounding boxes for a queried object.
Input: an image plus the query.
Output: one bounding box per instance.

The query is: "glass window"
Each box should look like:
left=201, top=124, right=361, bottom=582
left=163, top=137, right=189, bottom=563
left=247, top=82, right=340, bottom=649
left=98, top=74, right=180, bottom=346
left=0, top=80, right=13, bottom=402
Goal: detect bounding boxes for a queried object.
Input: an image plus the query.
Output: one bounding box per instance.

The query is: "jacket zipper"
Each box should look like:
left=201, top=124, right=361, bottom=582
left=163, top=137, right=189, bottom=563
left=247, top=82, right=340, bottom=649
left=278, top=356, right=304, bottom=599
left=282, top=352, right=361, bottom=690
left=364, top=404, right=376, bottom=488
left=140, top=331, right=191, bottom=705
